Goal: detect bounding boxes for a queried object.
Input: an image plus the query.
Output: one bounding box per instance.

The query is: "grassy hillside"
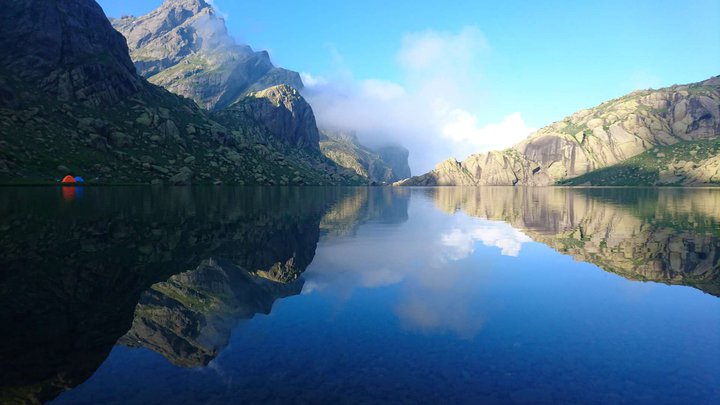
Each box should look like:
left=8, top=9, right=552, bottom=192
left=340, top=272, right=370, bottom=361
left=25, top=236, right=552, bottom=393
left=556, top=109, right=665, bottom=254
left=559, top=138, right=720, bottom=186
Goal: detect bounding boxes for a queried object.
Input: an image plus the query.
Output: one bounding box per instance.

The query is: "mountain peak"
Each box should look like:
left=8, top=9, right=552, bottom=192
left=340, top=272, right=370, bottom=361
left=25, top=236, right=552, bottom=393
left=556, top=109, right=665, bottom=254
left=112, top=1, right=304, bottom=110
left=161, top=0, right=212, bottom=13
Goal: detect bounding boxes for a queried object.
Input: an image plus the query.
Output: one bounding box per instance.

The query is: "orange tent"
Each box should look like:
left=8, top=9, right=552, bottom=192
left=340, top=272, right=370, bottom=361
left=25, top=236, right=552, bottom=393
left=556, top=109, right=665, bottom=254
left=62, top=175, right=76, bottom=184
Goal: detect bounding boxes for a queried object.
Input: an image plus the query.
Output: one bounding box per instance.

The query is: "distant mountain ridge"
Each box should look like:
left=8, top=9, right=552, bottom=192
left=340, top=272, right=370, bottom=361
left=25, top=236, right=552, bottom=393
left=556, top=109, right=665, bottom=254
left=320, top=129, right=411, bottom=183
left=398, top=76, right=720, bottom=186
left=111, top=0, right=304, bottom=111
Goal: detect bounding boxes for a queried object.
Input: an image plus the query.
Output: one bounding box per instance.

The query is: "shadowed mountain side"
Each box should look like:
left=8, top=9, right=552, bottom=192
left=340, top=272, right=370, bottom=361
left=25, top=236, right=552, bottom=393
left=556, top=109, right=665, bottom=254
left=214, top=85, right=321, bottom=151
left=0, top=187, right=349, bottom=404
left=428, top=187, right=720, bottom=296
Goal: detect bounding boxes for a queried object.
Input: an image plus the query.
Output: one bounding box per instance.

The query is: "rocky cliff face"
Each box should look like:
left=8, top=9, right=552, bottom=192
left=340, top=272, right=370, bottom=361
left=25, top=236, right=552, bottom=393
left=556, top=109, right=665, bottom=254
left=320, top=129, right=411, bottom=183
left=0, top=0, right=357, bottom=185
left=214, top=85, right=320, bottom=150
left=0, top=0, right=142, bottom=107
left=398, top=77, right=720, bottom=186
left=111, top=0, right=304, bottom=111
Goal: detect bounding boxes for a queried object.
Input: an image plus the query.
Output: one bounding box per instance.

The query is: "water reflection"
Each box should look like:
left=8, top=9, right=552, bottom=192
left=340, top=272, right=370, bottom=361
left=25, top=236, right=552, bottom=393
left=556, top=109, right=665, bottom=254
left=0, top=186, right=718, bottom=404
left=118, top=258, right=305, bottom=368
left=0, top=187, right=358, bottom=404
left=428, top=187, right=720, bottom=296
left=61, top=186, right=84, bottom=202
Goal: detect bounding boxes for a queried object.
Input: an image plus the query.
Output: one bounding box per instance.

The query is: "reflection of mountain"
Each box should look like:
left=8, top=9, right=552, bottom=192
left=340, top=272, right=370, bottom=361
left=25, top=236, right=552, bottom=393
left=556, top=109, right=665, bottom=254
left=0, top=187, right=339, bottom=404
left=119, top=258, right=304, bottom=367
left=117, top=187, right=411, bottom=369
left=430, top=187, right=720, bottom=296
left=320, top=188, right=410, bottom=238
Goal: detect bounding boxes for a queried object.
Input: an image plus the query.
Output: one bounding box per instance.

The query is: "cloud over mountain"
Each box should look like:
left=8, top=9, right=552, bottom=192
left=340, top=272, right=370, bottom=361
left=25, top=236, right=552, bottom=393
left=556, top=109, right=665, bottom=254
left=303, top=26, right=535, bottom=173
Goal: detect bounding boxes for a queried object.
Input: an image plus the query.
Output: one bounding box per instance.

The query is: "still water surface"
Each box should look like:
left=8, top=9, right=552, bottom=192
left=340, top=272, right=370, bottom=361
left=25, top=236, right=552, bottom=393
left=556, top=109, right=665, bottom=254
left=0, top=187, right=718, bottom=404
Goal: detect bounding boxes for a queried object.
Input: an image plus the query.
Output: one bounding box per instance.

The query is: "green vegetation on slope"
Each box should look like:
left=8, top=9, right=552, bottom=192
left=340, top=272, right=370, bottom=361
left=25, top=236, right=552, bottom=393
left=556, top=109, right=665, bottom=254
left=0, top=84, right=362, bottom=185
left=559, top=138, right=720, bottom=186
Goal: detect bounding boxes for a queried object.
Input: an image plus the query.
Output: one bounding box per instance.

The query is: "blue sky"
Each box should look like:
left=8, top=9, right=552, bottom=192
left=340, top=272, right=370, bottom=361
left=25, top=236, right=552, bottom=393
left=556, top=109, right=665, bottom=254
left=99, top=0, right=720, bottom=171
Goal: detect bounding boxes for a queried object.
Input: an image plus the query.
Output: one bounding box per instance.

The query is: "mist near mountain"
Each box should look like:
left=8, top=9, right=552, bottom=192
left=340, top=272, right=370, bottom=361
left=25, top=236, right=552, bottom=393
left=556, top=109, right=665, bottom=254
left=300, top=26, right=536, bottom=174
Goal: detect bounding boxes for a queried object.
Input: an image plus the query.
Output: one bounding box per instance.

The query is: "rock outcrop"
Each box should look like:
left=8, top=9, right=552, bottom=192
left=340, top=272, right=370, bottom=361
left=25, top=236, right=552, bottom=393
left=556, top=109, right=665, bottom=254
left=214, top=85, right=320, bottom=150
left=111, top=0, right=304, bottom=111
left=320, top=129, right=411, bottom=183
left=399, top=151, right=550, bottom=186
left=398, top=77, right=720, bottom=186
left=0, top=0, right=358, bottom=185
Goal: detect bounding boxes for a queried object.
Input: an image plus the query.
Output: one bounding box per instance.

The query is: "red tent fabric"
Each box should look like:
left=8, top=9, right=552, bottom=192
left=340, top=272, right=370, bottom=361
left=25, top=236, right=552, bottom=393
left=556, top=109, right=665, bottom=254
left=62, top=175, right=76, bottom=184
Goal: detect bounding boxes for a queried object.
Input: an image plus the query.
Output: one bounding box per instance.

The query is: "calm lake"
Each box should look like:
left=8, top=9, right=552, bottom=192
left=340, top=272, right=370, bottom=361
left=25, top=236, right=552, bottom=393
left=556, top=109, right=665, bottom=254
left=0, top=186, right=718, bottom=404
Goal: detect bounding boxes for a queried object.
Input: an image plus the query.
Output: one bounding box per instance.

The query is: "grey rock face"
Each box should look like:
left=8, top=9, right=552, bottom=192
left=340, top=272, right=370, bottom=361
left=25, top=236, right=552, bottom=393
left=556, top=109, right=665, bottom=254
left=111, top=0, right=304, bottom=110
left=219, top=85, right=321, bottom=150
left=0, top=0, right=142, bottom=106
left=398, top=77, right=720, bottom=186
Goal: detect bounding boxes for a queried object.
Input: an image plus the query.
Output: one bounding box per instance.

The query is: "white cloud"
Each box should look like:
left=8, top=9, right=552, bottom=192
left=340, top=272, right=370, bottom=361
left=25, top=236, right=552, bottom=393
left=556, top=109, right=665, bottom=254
left=303, top=26, right=535, bottom=173
left=440, top=111, right=536, bottom=161
left=361, top=79, right=406, bottom=101
left=300, top=72, right=328, bottom=88
left=302, top=193, right=530, bottom=339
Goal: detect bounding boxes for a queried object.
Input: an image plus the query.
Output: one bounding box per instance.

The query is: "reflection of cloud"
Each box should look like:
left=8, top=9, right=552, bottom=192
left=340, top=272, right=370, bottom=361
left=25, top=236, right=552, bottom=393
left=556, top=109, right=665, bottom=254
left=395, top=296, right=485, bottom=340
left=305, top=238, right=418, bottom=297
left=306, top=192, right=536, bottom=339
left=441, top=221, right=532, bottom=259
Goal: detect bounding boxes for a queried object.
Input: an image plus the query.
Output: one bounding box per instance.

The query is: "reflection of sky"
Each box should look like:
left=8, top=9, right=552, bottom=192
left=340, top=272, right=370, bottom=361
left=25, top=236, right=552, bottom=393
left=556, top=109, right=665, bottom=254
left=440, top=218, right=532, bottom=259
left=304, top=194, right=535, bottom=338
left=52, top=188, right=720, bottom=405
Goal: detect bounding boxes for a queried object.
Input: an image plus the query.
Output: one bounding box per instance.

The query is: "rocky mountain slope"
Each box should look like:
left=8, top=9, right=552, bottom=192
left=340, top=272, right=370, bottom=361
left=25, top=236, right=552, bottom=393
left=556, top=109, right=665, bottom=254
left=111, top=0, right=410, bottom=183
left=111, top=0, right=303, bottom=111
left=398, top=77, right=720, bottom=186
left=320, top=129, right=411, bottom=183
left=215, top=85, right=320, bottom=150
left=0, top=0, right=359, bottom=185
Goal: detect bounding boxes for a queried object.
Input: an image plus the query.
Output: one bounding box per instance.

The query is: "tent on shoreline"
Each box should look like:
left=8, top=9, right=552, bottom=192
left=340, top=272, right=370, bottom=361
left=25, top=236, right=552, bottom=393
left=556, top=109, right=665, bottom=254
left=61, top=175, right=76, bottom=184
